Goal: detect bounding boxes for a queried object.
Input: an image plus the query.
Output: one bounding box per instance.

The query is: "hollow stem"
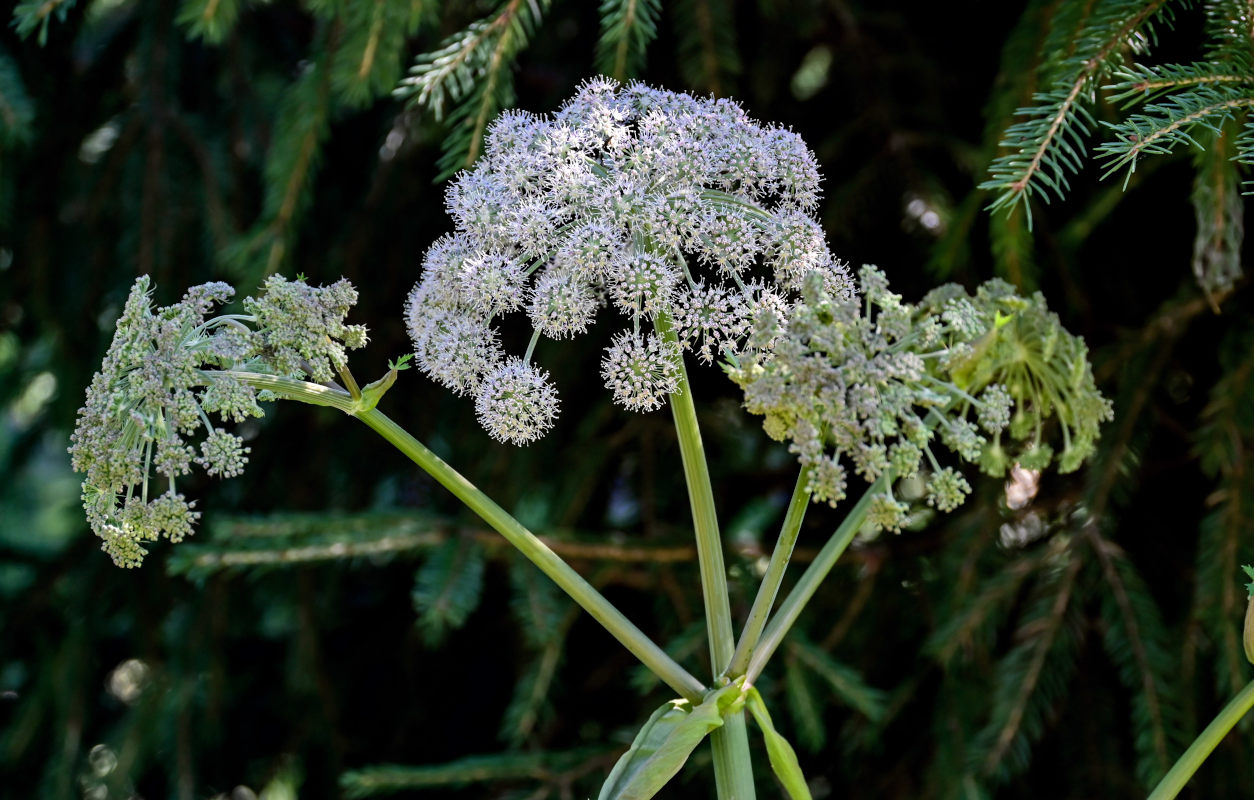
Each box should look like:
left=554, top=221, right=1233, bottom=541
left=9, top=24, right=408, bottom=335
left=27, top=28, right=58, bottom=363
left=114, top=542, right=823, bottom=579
left=1146, top=677, right=1254, bottom=800
left=745, top=473, right=888, bottom=684
left=227, top=370, right=706, bottom=703
left=727, top=466, right=812, bottom=678
left=656, top=317, right=757, bottom=800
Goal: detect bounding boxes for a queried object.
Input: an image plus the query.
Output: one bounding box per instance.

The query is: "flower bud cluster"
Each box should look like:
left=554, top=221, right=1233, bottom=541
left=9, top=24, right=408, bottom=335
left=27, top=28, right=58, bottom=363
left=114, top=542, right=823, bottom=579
left=70, top=275, right=367, bottom=567
left=405, top=77, right=856, bottom=445
left=727, top=265, right=1113, bottom=532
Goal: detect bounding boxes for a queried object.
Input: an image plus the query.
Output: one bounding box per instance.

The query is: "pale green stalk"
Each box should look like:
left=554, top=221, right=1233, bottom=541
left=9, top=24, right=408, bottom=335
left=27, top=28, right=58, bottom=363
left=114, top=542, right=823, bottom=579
left=727, top=466, right=812, bottom=679
left=745, top=473, right=889, bottom=684
left=1146, top=678, right=1254, bottom=800
left=227, top=370, right=707, bottom=703
left=654, top=321, right=757, bottom=800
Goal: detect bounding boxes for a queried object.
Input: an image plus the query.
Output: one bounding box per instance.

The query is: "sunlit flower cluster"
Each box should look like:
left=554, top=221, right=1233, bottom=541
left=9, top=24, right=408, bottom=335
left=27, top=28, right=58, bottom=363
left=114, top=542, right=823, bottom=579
left=727, top=266, right=1113, bottom=532
left=70, top=275, right=366, bottom=567
left=405, top=77, right=856, bottom=444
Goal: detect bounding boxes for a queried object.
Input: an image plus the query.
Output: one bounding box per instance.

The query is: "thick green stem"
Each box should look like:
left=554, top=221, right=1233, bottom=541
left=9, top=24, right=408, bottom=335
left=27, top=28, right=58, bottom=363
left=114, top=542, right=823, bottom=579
left=228, top=371, right=706, bottom=703
left=745, top=473, right=888, bottom=684
left=656, top=320, right=757, bottom=800
left=727, top=466, right=812, bottom=678
left=1146, top=677, right=1254, bottom=800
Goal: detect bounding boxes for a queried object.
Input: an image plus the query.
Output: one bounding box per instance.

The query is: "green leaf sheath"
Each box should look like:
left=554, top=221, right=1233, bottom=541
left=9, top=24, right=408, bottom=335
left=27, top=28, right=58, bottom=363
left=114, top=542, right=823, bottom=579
left=745, top=687, right=813, bottom=800
left=229, top=371, right=706, bottom=702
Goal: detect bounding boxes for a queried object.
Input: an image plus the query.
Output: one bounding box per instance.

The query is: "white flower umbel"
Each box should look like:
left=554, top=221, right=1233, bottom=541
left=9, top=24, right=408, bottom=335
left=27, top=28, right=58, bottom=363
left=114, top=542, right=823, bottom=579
left=601, top=330, right=683, bottom=412
left=405, top=76, right=856, bottom=443
left=474, top=358, right=560, bottom=445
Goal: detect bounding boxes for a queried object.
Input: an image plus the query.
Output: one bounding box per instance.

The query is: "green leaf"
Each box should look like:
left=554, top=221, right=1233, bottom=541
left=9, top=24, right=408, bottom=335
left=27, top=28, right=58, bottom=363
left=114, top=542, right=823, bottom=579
left=745, top=687, right=812, bottom=800
left=1242, top=564, right=1254, bottom=596
left=598, top=683, right=742, bottom=800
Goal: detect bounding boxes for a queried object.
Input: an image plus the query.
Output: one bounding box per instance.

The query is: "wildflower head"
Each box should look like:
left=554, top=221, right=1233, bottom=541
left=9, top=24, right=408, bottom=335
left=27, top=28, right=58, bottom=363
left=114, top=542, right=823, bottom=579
left=71, top=274, right=367, bottom=566
left=406, top=77, right=856, bottom=443
left=728, top=265, right=1113, bottom=529
left=474, top=358, right=560, bottom=445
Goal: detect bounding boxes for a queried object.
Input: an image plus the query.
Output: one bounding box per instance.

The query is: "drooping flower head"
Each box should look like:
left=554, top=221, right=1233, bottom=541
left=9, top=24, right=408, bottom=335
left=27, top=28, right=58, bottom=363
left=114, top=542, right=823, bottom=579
left=71, top=275, right=367, bottom=567
left=405, top=77, right=856, bottom=443
left=728, top=266, right=1113, bottom=529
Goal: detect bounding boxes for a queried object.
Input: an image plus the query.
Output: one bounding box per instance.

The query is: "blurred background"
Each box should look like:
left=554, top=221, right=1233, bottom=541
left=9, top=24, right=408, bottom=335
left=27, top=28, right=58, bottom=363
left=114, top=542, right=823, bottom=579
left=2, top=0, right=1252, bottom=798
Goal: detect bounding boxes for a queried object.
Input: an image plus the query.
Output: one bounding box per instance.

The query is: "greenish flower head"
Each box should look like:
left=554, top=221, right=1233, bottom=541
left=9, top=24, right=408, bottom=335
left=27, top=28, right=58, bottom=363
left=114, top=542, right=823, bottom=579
left=727, top=265, right=1113, bottom=526
left=70, top=275, right=367, bottom=567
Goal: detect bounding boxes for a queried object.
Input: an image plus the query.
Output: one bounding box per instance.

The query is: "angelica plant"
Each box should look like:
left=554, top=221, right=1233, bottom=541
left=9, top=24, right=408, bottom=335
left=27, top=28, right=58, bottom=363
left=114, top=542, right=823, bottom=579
left=73, top=79, right=1114, bottom=800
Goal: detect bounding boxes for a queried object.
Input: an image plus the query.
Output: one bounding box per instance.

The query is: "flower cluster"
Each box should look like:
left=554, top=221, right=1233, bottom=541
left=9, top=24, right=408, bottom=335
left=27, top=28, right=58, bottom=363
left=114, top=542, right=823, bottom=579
left=727, top=265, right=1113, bottom=533
left=405, top=77, right=856, bottom=444
left=70, top=275, right=367, bottom=567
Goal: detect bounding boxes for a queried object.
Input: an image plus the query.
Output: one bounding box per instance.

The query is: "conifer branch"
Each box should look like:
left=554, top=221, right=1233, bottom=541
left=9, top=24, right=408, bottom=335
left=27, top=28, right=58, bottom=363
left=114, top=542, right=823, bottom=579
left=413, top=535, right=486, bottom=646
left=11, top=0, right=75, bottom=45
left=596, top=0, right=661, bottom=80
left=1097, top=90, right=1254, bottom=184
left=398, top=0, right=545, bottom=117
left=176, top=0, right=240, bottom=44
left=332, top=0, right=428, bottom=107
left=673, top=0, right=739, bottom=95
left=225, top=37, right=337, bottom=278
left=341, top=748, right=616, bottom=797
left=1106, top=61, right=1254, bottom=105
left=975, top=547, right=1083, bottom=781
left=1194, top=325, right=1254, bottom=695
left=399, top=0, right=548, bottom=179
left=926, top=553, right=1042, bottom=666
left=169, top=531, right=445, bottom=574
left=0, top=48, right=33, bottom=146
left=1087, top=527, right=1178, bottom=786
left=783, top=655, right=826, bottom=751
left=787, top=635, right=886, bottom=722
left=981, top=0, right=1176, bottom=224
left=168, top=512, right=718, bottom=578
left=501, top=603, right=578, bottom=745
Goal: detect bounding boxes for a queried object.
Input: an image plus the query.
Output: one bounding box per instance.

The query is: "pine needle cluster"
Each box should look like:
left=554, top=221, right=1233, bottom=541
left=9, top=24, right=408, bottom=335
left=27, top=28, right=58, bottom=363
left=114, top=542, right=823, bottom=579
left=982, top=0, right=1254, bottom=297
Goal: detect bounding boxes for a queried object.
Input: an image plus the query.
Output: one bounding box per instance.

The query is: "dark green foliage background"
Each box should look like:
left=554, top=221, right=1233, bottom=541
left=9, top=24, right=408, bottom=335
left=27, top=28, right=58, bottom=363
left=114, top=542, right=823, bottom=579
left=1, top=1, right=1252, bottom=798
